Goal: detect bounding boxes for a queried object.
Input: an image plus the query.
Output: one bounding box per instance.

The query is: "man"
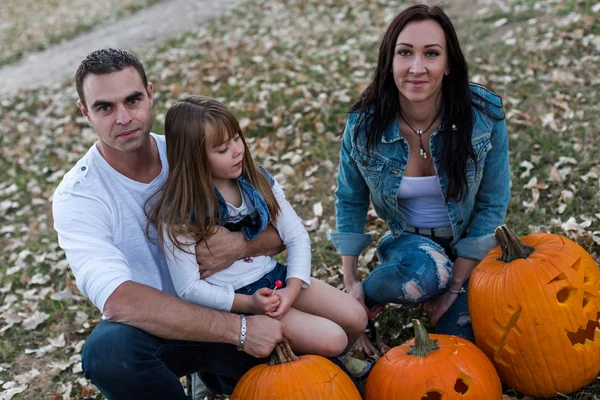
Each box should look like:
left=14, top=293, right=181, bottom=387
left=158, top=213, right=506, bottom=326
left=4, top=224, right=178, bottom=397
left=52, top=48, right=293, bottom=399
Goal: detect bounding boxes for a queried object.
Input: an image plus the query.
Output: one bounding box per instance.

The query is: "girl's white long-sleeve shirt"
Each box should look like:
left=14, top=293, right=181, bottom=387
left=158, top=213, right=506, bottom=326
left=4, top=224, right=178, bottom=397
left=163, top=178, right=312, bottom=312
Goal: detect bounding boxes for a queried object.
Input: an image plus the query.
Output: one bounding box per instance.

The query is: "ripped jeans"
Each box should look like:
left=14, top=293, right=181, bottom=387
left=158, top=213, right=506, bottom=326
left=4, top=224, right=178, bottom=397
left=363, top=232, right=474, bottom=341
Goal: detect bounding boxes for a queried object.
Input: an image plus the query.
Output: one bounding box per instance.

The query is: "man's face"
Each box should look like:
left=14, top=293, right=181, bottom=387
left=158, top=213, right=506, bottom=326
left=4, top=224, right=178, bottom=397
left=78, top=67, right=154, bottom=155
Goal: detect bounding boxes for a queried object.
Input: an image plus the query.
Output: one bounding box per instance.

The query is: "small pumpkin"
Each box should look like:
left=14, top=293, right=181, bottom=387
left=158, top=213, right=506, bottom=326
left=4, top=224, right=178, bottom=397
left=364, top=319, right=502, bottom=400
left=230, top=341, right=361, bottom=400
left=469, top=225, right=600, bottom=398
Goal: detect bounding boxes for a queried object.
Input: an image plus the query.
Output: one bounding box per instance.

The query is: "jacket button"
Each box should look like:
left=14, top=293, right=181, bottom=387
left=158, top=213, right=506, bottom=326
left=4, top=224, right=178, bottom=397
left=81, top=166, right=86, bottom=171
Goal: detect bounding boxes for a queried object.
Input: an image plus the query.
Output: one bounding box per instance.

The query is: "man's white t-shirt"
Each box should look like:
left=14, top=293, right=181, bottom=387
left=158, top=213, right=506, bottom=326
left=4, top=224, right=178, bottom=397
left=52, top=134, right=178, bottom=313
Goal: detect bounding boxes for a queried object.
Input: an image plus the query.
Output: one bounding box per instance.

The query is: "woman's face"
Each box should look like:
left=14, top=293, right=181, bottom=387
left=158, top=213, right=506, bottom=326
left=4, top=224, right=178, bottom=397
left=392, top=19, right=449, bottom=106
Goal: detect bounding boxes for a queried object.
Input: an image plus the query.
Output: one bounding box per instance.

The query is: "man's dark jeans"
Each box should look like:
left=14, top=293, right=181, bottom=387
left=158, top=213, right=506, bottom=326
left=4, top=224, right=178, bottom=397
left=83, top=320, right=357, bottom=399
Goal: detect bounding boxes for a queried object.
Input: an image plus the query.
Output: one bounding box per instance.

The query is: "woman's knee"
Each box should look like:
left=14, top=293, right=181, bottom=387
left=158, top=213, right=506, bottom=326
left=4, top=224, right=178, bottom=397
left=365, top=237, right=453, bottom=304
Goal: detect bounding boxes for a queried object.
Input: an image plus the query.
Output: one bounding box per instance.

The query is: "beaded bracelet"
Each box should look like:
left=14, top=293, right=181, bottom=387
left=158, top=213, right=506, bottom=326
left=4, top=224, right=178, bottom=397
left=237, top=314, right=247, bottom=351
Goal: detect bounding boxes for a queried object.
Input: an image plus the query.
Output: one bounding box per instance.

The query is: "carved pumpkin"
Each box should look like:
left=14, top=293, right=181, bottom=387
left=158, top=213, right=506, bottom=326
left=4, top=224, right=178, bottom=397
left=469, top=225, right=600, bottom=398
left=230, top=341, right=361, bottom=400
left=364, top=320, right=502, bottom=400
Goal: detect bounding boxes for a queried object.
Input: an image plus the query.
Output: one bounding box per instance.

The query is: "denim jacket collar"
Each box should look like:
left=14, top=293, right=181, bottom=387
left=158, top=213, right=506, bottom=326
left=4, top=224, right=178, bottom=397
left=215, top=166, right=274, bottom=241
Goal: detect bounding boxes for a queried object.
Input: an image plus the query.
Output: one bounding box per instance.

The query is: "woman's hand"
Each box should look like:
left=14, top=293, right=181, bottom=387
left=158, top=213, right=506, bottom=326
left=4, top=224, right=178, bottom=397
left=346, top=281, right=367, bottom=310
left=354, top=332, right=381, bottom=358
left=422, top=291, right=459, bottom=326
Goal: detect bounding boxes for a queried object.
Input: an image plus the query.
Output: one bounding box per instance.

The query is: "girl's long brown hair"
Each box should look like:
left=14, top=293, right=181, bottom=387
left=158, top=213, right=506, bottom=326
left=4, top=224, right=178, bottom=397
left=147, top=95, right=280, bottom=254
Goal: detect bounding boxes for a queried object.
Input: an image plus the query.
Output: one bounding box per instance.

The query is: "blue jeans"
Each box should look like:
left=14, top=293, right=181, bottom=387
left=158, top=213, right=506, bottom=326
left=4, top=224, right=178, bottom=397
left=235, top=262, right=288, bottom=295
left=363, top=232, right=474, bottom=341
left=82, top=320, right=266, bottom=399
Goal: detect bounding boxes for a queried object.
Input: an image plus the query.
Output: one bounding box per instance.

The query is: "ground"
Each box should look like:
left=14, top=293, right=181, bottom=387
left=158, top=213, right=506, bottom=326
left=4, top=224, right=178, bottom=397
left=0, top=0, right=599, bottom=399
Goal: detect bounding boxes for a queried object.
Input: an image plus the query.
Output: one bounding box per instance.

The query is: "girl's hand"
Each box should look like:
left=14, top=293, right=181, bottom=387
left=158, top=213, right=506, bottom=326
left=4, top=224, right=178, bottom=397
left=249, top=288, right=281, bottom=315
left=422, top=291, right=459, bottom=326
left=265, top=287, right=298, bottom=319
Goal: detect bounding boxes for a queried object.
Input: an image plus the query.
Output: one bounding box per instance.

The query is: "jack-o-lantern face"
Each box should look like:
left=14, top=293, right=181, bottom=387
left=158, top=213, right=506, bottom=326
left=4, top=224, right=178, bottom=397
left=469, top=226, right=600, bottom=398
left=364, top=320, right=503, bottom=400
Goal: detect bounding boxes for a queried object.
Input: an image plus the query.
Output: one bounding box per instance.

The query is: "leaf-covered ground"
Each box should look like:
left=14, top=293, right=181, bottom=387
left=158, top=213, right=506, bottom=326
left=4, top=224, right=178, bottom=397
left=0, top=0, right=599, bottom=399
left=0, top=0, right=160, bottom=66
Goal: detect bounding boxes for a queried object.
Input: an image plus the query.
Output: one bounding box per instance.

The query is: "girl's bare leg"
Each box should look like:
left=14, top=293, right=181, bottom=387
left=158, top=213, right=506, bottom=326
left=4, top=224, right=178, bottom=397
left=291, top=278, right=368, bottom=352
left=279, top=308, right=347, bottom=357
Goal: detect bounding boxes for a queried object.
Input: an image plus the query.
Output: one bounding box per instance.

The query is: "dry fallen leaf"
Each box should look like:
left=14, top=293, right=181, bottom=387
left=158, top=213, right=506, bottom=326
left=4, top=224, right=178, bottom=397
left=21, top=310, right=49, bottom=330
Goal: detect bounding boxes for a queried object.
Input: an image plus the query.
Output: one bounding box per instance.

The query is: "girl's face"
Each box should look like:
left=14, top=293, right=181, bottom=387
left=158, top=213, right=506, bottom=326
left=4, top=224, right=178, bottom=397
left=206, top=130, right=245, bottom=184
left=392, top=19, right=449, bottom=106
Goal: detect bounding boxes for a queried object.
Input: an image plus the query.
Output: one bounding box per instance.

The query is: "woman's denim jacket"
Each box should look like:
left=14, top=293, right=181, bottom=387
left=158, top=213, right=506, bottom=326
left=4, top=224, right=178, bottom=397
left=215, top=166, right=274, bottom=241
left=328, top=83, right=510, bottom=260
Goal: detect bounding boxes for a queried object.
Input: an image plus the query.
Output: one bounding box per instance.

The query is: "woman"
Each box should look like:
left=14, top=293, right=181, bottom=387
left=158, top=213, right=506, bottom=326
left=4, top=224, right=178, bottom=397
left=328, top=4, right=510, bottom=357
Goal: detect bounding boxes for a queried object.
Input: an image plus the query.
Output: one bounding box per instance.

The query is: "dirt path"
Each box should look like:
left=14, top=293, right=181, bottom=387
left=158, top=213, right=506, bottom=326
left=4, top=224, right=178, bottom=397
left=0, top=0, right=239, bottom=97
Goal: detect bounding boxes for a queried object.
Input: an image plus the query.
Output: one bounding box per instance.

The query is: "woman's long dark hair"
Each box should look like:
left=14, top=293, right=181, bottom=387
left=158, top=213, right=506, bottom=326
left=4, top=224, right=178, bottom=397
left=350, top=4, right=501, bottom=200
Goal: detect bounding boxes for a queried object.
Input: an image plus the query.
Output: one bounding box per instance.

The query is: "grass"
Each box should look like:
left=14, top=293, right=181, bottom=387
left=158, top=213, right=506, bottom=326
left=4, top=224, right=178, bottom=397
left=0, top=0, right=162, bottom=66
left=0, top=0, right=599, bottom=398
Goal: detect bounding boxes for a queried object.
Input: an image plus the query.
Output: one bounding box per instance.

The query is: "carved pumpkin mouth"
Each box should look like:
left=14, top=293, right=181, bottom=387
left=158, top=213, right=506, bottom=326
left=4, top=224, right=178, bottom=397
left=422, top=392, right=442, bottom=400
left=566, top=312, right=600, bottom=346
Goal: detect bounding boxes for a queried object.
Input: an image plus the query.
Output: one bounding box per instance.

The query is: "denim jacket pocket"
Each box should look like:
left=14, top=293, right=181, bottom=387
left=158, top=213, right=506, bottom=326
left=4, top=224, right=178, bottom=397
left=466, top=135, right=492, bottom=184
left=350, top=147, right=385, bottom=188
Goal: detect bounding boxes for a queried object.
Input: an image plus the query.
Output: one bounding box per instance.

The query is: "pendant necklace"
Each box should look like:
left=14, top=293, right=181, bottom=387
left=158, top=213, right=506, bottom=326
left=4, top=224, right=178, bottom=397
left=400, top=111, right=441, bottom=159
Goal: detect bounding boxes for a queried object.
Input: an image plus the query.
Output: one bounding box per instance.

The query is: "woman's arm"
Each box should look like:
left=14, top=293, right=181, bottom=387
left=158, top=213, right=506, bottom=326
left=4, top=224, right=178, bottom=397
left=328, top=115, right=373, bottom=258
left=453, top=105, right=511, bottom=260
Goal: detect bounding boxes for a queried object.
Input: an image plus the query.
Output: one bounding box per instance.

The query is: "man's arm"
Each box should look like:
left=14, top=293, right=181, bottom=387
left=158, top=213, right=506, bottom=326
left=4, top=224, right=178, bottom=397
left=104, top=281, right=294, bottom=358
left=197, top=225, right=285, bottom=279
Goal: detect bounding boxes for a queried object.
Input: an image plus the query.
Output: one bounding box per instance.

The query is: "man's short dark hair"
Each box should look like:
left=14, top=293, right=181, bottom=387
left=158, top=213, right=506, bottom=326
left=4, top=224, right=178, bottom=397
left=75, top=48, right=148, bottom=108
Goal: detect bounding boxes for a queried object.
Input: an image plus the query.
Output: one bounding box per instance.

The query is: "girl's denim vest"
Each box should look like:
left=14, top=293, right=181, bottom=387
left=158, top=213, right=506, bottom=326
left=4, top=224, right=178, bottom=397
left=328, top=83, right=511, bottom=260
left=215, top=166, right=274, bottom=241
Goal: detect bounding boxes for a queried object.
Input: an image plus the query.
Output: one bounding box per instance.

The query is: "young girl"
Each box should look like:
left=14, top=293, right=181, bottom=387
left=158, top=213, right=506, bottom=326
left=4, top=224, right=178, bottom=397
left=149, top=95, right=367, bottom=358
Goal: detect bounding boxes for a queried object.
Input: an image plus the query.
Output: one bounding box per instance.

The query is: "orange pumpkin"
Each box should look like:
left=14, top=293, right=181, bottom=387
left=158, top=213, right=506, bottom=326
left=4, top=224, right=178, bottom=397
left=469, top=225, right=600, bottom=398
left=230, top=341, right=361, bottom=400
left=364, top=320, right=502, bottom=400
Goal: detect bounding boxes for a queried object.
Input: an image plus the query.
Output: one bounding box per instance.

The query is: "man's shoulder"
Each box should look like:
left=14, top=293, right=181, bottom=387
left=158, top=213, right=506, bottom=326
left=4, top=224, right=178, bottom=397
left=53, top=144, right=103, bottom=201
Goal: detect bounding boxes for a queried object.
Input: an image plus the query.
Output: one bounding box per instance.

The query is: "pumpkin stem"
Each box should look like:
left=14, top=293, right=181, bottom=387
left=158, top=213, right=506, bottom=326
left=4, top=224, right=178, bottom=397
left=269, top=340, right=300, bottom=366
left=407, top=319, right=439, bottom=357
left=495, top=225, right=534, bottom=262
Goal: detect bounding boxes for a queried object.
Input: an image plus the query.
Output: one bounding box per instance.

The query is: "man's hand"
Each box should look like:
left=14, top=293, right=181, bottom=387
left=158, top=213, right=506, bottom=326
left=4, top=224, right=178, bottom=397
left=196, top=227, right=245, bottom=278
left=242, top=315, right=295, bottom=358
